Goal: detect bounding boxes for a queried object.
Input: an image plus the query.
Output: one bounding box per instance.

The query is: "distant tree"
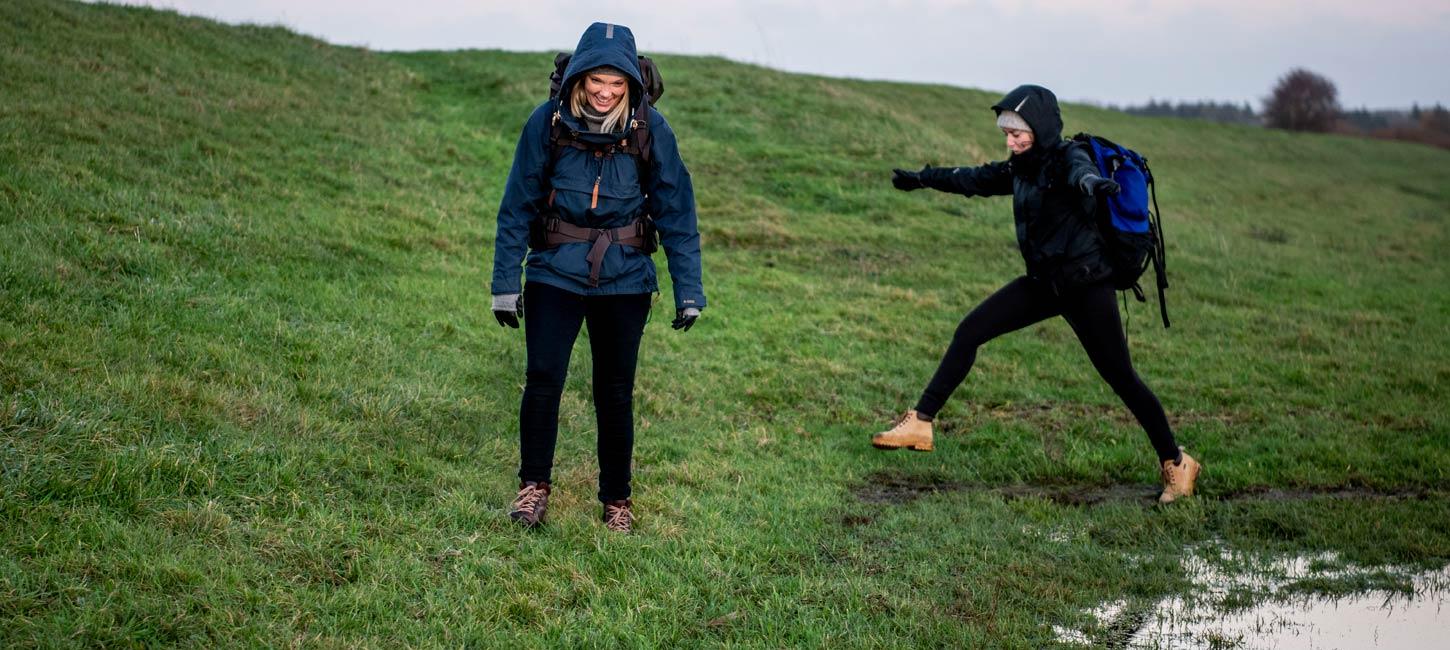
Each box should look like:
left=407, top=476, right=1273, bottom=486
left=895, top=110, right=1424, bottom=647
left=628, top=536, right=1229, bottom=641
left=1263, top=68, right=1340, bottom=132
left=1341, top=107, right=1389, bottom=132
left=1119, top=99, right=1258, bottom=126
left=1422, top=103, right=1450, bottom=135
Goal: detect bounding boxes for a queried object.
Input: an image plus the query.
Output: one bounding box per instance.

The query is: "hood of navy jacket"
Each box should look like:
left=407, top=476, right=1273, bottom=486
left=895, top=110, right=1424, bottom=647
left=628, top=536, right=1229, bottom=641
left=991, top=85, right=1064, bottom=147
left=560, top=22, right=644, bottom=120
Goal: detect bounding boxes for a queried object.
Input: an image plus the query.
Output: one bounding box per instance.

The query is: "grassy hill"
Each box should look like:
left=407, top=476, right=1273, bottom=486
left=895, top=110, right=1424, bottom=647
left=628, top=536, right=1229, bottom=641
left=3, top=0, right=1448, bottom=646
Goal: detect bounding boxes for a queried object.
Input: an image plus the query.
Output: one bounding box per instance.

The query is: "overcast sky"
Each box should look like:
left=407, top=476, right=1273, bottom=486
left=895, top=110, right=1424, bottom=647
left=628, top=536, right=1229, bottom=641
left=105, top=0, right=1450, bottom=110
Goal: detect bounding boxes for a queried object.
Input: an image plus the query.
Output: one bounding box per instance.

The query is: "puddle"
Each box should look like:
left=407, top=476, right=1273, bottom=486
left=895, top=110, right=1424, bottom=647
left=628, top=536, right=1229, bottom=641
left=1054, top=547, right=1450, bottom=649
left=853, top=472, right=1433, bottom=507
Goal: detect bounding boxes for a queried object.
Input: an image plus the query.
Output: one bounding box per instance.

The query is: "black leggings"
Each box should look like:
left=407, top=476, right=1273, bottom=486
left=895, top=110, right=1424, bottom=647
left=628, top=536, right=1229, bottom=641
left=520, top=282, right=651, bottom=502
left=915, top=276, right=1180, bottom=463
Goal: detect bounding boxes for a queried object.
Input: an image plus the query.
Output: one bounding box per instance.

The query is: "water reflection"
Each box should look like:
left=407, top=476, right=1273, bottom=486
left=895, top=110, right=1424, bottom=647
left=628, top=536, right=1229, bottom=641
left=1054, top=548, right=1450, bottom=649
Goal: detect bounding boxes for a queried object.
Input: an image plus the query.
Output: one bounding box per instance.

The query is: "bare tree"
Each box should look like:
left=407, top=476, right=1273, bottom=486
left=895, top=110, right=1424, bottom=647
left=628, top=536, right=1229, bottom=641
left=1263, top=68, right=1340, bottom=132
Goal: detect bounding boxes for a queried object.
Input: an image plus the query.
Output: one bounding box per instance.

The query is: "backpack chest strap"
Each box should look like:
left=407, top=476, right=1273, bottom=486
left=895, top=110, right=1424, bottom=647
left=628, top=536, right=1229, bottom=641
left=551, top=111, right=644, bottom=156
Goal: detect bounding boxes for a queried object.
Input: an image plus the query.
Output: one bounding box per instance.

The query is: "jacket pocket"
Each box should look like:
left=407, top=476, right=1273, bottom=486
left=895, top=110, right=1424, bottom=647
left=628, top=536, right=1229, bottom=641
left=548, top=148, right=641, bottom=199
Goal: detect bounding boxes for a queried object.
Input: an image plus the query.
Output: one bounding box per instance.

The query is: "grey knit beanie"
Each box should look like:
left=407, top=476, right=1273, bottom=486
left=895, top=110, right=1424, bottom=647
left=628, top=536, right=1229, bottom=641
left=996, top=109, right=1032, bottom=133
left=587, top=65, right=628, bottom=79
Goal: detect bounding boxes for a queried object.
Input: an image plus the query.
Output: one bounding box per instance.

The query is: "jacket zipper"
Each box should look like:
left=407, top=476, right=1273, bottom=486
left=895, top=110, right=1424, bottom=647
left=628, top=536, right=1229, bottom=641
left=590, top=152, right=605, bottom=210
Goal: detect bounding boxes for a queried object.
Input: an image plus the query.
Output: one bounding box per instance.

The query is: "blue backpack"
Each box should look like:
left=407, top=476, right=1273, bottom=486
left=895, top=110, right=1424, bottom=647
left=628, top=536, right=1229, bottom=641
left=1073, top=133, right=1170, bottom=328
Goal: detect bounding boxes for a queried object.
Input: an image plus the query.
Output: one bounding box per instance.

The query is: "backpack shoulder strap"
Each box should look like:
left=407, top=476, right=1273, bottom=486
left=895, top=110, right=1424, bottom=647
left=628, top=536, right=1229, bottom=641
left=631, top=103, right=654, bottom=198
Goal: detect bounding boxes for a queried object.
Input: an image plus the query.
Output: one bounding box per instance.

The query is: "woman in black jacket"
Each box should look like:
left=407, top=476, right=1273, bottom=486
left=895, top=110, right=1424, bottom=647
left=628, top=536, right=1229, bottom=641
left=871, top=85, right=1199, bottom=503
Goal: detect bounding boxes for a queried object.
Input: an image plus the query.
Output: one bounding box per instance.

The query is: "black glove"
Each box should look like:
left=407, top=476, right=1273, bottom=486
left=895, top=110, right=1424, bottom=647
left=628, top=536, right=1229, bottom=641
left=671, top=307, right=700, bottom=332
left=891, top=168, right=924, bottom=191
left=492, top=293, right=523, bottom=329
left=1083, top=175, right=1121, bottom=197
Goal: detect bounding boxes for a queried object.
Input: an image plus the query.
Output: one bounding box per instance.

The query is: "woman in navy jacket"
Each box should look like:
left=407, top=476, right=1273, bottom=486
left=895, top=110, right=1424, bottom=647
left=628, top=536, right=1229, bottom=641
left=491, top=22, right=705, bottom=532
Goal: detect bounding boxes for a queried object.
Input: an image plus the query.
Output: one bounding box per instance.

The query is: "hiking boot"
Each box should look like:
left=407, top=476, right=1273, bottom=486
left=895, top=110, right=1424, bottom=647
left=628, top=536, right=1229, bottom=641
left=509, top=481, right=550, bottom=527
left=871, top=410, right=934, bottom=452
left=602, top=499, right=633, bottom=533
left=1159, top=451, right=1201, bottom=503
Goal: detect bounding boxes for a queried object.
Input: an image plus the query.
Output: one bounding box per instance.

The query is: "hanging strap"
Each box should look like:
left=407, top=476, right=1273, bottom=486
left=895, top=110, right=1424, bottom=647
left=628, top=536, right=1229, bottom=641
left=1146, top=164, right=1170, bottom=329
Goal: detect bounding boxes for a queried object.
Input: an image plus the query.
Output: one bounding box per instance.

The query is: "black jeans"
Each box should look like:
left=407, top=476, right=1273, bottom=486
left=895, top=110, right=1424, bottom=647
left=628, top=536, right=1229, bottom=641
left=519, top=282, right=651, bottom=502
left=915, top=276, right=1180, bottom=463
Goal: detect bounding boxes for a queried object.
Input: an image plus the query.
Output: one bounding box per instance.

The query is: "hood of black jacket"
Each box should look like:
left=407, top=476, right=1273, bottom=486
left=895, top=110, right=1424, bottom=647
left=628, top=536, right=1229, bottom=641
left=561, top=22, right=644, bottom=114
left=991, top=85, right=1063, bottom=146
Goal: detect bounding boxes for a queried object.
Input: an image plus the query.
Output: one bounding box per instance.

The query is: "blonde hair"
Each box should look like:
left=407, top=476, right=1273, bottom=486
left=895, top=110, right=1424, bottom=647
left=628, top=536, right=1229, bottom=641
left=569, top=71, right=631, bottom=134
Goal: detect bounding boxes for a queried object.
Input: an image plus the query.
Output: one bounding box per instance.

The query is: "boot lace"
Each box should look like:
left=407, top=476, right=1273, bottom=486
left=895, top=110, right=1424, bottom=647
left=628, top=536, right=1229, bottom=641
left=886, top=411, right=929, bottom=435
left=889, top=411, right=916, bottom=432
left=604, top=503, right=633, bottom=532
left=512, top=485, right=546, bottom=516
left=1161, top=460, right=1181, bottom=486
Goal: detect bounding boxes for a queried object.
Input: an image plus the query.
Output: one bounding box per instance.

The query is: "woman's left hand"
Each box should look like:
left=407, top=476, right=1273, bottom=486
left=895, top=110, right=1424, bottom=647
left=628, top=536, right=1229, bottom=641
left=672, top=307, right=700, bottom=332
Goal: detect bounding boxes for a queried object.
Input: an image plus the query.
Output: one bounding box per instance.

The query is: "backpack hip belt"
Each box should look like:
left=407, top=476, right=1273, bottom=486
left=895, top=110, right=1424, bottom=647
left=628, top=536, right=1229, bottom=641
left=539, top=216, right=652, bottom=287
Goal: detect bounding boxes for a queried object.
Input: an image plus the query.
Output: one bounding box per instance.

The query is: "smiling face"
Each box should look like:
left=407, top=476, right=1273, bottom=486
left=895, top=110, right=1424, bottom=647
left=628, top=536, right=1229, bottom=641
left=1003, top=128, right=1035, bottom=155
left=582, top=72, right=628, bottom=113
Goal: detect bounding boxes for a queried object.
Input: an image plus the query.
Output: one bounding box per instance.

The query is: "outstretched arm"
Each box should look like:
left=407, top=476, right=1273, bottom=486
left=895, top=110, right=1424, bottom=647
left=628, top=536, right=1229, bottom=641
left=892, top=162, right=1013, bottom=197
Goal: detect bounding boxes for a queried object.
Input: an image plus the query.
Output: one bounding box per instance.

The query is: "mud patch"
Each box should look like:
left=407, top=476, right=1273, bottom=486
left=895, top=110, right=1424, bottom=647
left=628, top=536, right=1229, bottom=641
left=853, top=471, right=1435, bottom=507
left=853, top=473, right=968, bottom=505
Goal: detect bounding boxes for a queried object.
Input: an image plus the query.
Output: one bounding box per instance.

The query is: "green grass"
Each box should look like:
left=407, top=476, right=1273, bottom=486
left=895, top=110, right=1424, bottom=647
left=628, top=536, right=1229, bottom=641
left=3, top=0, right=1448, bottom=646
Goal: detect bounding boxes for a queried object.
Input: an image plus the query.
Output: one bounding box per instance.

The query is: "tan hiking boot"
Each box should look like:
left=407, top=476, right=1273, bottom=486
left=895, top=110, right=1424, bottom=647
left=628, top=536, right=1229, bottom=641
left=1159, top=451, right=1201, bottom=503
left=509, top=481, right=550, bottom=527
left=603, top=499, right=633, bottom=533
left=871, top=410, right=934, bottom=452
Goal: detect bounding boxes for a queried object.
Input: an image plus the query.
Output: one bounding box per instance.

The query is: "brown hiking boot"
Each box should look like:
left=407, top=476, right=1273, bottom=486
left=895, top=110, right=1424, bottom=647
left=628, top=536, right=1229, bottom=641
left=509, top=481, right=550, bottom=527
left=1159, top=451, right=1201, bottom=503
left=602, top=499, right=633, bottom=533
left=871, top=410, right=934, bottom=452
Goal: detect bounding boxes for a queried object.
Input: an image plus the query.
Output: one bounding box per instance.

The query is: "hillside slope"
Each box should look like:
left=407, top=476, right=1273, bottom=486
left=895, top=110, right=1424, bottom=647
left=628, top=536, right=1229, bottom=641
left=3, top=1, right=1448, bottom=646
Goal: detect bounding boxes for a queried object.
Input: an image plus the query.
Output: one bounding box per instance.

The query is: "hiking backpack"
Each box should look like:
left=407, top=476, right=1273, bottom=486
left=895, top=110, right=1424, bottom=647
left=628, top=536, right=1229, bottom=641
left=1072, top=133, right=1170, bottom=328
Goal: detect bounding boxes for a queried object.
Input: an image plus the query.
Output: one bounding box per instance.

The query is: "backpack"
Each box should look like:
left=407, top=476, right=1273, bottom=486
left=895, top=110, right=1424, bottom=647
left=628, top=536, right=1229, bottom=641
left=1072, top=133, right=1170, bottom=328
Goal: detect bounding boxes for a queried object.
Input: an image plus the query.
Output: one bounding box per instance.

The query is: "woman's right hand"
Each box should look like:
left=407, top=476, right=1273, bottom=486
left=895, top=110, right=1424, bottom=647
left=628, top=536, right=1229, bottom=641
left=891, top=168, right=923, bottom=191
left=493, top=293, right=523, bottom=328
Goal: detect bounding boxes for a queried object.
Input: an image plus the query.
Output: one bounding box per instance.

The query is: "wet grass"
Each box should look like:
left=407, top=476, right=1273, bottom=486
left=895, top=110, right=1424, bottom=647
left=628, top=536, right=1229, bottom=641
left=3, top=0, right=1449, bottom=647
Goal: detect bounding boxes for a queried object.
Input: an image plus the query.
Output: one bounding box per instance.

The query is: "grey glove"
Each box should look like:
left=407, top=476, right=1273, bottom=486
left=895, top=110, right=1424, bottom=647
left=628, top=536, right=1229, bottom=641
left=492, top=293, right=522, bottom=328
left=1081, top=174, right=1121, bottom=197
left=672, top=307, right=700, bottom=331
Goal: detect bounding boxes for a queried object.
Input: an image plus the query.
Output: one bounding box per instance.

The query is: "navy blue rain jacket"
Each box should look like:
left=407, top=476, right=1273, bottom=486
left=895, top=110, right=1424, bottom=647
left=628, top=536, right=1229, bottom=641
left=491, top=22, right=706, bottom=311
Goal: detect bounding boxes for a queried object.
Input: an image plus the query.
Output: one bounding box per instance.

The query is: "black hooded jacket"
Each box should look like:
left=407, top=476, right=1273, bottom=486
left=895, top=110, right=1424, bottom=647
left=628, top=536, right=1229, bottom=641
left=919, top=85, right=1110, bottom=290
